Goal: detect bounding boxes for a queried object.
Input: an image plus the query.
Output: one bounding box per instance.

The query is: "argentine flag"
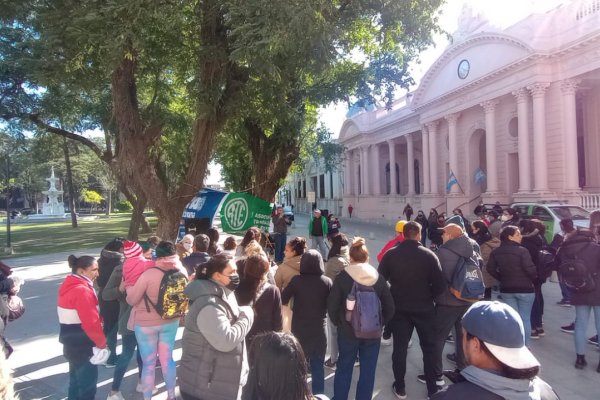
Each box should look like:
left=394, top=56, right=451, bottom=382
left=446, top=170, right=459, bottom=192
left=474, top=168, right=487, bottom=186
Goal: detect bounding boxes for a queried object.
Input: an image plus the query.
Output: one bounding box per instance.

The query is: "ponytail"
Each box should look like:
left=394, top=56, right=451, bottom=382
left=67, top=255, right=96, bottom=273
left=195, top=254, right=230, bottom=280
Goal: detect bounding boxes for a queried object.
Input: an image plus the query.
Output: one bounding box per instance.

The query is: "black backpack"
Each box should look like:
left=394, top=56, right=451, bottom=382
left=144, top=268, right=189, bottom=319
left=557, top=246, right=597, bottom=293
left=536, top=247, right=556, bottom=283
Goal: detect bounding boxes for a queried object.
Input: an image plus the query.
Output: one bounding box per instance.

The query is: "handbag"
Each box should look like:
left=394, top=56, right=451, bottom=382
left=7, top=295, right=25, bottom=321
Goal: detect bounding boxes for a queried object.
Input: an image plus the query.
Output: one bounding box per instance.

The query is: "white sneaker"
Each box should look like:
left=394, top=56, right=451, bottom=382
left=107, top=392, right=125, bottom=400
left=381, top=337, right=393, bottom=346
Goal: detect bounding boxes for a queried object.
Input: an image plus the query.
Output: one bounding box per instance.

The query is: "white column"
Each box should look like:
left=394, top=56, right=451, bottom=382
left=372, top=144, right=381, bottom=195
left=422, top=127, right=430, bottom=194
left=406, top=134, right=415, bottom=195
left=512, top=88, right=531, bottom=192
left=363, top=145, right=371, bottom=195
left=427, top=121, right=440, bottom=194
left=344, top=151, right=352, bottom=195
left=480, top=100, right=500, bottom=193
left=527, top=83, right=550, bottom=191
left=315, top=162, right=321, bottom=200
left=388, top=140, right=397, bottom=195
left=445, top=113, right=461, bottom=194
left=354, top=151, right=361, bottom=195
left=561, top=79, right=581, bottom=191
left=358, top=148, right=364, bottom=195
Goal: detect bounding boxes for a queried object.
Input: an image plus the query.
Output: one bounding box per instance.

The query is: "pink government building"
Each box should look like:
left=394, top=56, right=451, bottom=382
left=287, top=1, right=600, bottom=219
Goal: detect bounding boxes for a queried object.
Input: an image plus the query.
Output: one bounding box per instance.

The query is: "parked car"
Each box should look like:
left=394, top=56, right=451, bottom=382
left=511, top=202, right=590, bottom=242
left=283, top=205, right=294, bottom=221
left=20, top=208, right=34, bottom=216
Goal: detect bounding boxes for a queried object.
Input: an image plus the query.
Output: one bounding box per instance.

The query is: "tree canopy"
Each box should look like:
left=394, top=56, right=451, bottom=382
left=1, top=0, right=444, bottom=238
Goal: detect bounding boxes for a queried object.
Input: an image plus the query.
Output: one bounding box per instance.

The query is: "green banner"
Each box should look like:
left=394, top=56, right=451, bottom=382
left=220, top=192, right=272, bottom=234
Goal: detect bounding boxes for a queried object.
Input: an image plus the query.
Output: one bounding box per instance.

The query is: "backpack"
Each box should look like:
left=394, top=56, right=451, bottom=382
left=449, top=253, right=485, bottom=302
left=144, top=268, right=189, bottom=319
left=557, top=248, right=596, bottom=293
left=346, top=281, right=383, bottom=339
left=536, top=248, right=556, bottom=283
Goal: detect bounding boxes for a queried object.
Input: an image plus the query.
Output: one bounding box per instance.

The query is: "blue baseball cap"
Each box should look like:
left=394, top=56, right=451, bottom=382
left=462, top=301, right=540, bottom=369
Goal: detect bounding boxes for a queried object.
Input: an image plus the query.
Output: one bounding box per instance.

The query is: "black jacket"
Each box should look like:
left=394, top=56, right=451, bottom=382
left=429, top=221, right=444, bottom=246
left=327, top=263, right=394, bottom=340
left=556, top=230, right=600, bottom=306
left=281, top=250, right=332, bottom=356
left=378, top=240, right=446, bottom=313
left=96, top=249, right=123, bottom=323
left=487, top=241, right=536, bottom=293
left=182, top=252, right=210, bottom=276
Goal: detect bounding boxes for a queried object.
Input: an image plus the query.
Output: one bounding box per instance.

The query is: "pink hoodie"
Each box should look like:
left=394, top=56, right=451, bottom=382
left=123, top=256, right=155, bottom=287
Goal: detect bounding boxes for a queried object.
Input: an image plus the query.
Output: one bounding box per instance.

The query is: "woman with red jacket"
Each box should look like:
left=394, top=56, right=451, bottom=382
left=57, top=255, right=108, bottom=400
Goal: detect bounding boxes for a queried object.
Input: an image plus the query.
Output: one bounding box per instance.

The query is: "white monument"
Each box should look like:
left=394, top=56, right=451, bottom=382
left=28, top=167, right=67, bottom=220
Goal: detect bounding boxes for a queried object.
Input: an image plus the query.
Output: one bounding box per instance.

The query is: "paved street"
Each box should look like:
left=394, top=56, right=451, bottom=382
left=5, top=214, right=600, bottom=399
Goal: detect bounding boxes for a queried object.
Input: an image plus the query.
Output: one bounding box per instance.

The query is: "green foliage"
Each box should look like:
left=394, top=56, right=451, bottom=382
left=116, top=200, right=133, bottom=212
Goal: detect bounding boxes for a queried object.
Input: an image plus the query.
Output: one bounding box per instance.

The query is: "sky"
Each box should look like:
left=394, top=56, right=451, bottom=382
left=317, top=0, right=570, bottom=139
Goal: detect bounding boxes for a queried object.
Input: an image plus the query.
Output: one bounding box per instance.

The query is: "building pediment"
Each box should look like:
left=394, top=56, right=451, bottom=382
left=411, top=33, right=533, bottom=110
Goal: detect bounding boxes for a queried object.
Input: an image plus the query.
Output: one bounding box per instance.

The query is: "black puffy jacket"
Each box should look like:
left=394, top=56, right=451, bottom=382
left=487, top=241, right=536, bottom=293
left=556, top=230, right=600, bottom=306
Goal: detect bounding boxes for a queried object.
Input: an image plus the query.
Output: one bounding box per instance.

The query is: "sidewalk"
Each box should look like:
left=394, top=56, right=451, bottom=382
left=5, top=219, right=600, bottom=399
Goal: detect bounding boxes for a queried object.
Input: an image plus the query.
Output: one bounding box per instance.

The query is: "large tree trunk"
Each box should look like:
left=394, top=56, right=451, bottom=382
left=63, top=138, right=78, bottom=228
left=246, top=120, right=301, bottom=201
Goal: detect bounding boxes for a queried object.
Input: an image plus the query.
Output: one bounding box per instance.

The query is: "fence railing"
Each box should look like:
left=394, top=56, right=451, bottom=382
left=580, top=193, right=600, bottom=210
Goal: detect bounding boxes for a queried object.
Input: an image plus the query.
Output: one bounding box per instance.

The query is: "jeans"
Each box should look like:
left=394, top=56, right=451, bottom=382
left=501, top=292, right=535, bottom=345
left=434, top=305, right=469, bottom=374
left=67, top=360, right=98, bottom=400
left=574, top=305, right=600, bottom=354
left=390, top=310, right=438, bottom=396
left=531, top=283, right=544, bottom=329
left=333, top=335, right=380, bottom=400
left=327, top=317, right=339, bottom=363
left=273, top=233, right=287, bottom=263
left=559, top=272, right=572, bottom=302
left=312, top=236, right=328, bottom=259
left=307, top=351, right=326, bottom=394
left=112, top=333, right=143, bottom=391
left=135, top=320, right=179, bottom=399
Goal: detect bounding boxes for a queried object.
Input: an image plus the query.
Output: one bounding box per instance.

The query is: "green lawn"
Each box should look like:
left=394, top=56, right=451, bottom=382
left=0, top=213, right=157, bottom=258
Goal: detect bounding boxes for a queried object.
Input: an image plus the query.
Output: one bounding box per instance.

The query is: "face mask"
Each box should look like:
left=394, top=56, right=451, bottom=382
left=500, top=215, right=509, bottom=222
left=226, top=274, right=240, bottom=291
left=183, top=242, right=192, bottom=251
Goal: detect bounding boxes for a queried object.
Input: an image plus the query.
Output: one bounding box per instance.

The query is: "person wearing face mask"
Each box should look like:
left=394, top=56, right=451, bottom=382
left=179, top=254, right=255, bottom=400
left=429, top=213, right=446, bottom=249
left=500, top=207, right=520, bottom=228
left=177, top=234, right=195, bottom=260
left=486, top=226, right=537, bottom=345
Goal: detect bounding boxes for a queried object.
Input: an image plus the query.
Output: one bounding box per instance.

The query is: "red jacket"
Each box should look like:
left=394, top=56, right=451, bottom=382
left=377, top=234, right=405, bottom=262
left=57, top=274, right=106, bottom=349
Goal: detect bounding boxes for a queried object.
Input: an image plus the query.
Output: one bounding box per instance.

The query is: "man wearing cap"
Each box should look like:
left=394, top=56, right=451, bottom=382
left=379, top=221, right=447, bottom=399
left=309, top=209, right=329, bottom=259
left=272, top=205, right=292, bottom=264
left=431, top=301, right=559, bottom=400
left=430, top=223, right=482, bottom=384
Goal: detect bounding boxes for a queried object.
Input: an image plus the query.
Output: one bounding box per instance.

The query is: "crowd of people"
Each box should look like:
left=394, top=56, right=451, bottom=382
left=44, top=201, right=600, bottom=399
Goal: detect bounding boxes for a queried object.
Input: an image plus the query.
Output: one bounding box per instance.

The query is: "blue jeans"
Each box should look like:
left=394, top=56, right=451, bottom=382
left=333, top=335, right=380, bottom=400
left=112, top=333, right=143, bottom=391
left=308, top=351, right=325, bottom=394
left=68, top=360, right=98, bottom=400
left=574, top=305, right=600, bottom=354
left=502, top=292, right=535, bottom=345
left=312, top=236, right=328, bottom=259
left=273, top=233, right=287, bottom=263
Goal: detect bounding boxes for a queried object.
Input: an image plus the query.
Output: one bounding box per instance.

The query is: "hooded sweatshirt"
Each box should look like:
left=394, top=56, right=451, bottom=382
left=327, top=261, right=395, bottom=340
left=274, top=254, right=302, bottom=290
left=377, top=234, right=405, bottom=262
left=58, top=274, right=106, bottom=352
left=123, top=255, right=155, bottom=287
left=179, top=278, right=254, bottom=400
left=126, top=255, right=187, bottom=328
left=431, top=366, right=559, bottom=400
left=324, top=246, right=350, bottom=281
left=435, top=234, right=483, bottom=306
left=281, top=250, right=332, bottom=355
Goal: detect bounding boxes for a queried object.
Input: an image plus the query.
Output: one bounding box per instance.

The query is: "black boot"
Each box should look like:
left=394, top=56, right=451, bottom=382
left=575, top=354, right=587, bottom=369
